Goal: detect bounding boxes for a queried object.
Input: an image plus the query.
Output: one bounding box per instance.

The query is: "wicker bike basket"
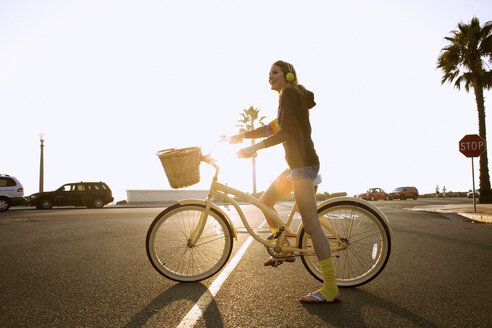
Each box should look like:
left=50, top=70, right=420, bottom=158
left=157, top=147, right=202, bottom=188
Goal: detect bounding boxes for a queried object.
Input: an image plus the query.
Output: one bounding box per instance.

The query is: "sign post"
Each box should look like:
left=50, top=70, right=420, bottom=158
left=471, top=157, right=476, bottom=212
left=459, top=134, right=486, bottom=212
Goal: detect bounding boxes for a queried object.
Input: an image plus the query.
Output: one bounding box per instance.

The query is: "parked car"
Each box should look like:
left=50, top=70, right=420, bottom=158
left=389, top=186, right=419, bottom=200
left=357, top=188, right=390, bottom=201
left=0, top=174, right=25, bottom=212
left=467, top=190, right=479, bottom=198
left=27, top=182, right=114, bottom=209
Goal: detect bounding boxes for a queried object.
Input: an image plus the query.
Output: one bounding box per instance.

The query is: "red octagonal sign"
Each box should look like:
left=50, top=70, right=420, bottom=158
left=459, top=134, right=486, bottom=158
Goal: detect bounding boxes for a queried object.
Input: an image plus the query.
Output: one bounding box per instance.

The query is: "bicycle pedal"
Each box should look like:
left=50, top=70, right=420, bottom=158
left=264, top=257, right=284, bottom=267
left=272, top=260, right=283, bottom=268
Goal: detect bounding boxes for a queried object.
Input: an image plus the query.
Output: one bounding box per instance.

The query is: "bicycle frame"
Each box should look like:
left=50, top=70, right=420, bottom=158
left=187, top=159, right=345, bottom=256
left=147, top=154, right=394, bottom=285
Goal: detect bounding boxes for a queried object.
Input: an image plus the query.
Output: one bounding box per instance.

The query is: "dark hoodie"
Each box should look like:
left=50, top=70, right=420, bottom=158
left=245, top=86, right=319, bottom=169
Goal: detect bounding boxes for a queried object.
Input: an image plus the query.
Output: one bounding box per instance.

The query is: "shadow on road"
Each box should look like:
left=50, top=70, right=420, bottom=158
left=123, top=283, right=223, bottom=328
left=302, top=288, right=437, bottom=328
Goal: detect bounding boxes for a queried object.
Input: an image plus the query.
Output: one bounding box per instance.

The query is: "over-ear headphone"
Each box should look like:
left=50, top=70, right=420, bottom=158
left=285, top=63, right=295, bottom=83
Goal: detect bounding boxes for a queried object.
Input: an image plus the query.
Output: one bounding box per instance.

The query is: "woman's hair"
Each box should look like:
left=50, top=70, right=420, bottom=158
left=273, top=60, right=308, bottom=94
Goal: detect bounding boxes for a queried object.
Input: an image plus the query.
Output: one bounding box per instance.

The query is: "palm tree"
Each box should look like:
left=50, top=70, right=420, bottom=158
left=236, top=106, right=266, bottom=194
left=437, top=17, right=492, bottom=203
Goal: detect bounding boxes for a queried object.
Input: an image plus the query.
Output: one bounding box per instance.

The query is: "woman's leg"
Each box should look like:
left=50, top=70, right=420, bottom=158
left=293, top=178, right=340, bottom=302
left=259, top=169, right=292, bottom=231
left=292, top=178, right=331, bottom=260
left=260, top=170, right=295, bottom=265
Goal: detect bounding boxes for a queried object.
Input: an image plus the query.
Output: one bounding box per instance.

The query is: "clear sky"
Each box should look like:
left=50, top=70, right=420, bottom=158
left=1, top=0, right=491, bottom=202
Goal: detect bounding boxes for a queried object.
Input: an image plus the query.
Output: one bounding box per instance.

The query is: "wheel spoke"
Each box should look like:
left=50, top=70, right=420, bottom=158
left=301, top=202, right=391, bottom=287
left=146, top=204, right=233, bottom=282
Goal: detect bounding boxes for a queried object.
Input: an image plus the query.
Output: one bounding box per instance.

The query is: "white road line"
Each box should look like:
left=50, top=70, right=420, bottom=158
left=176, top=221, right=266, bottom=328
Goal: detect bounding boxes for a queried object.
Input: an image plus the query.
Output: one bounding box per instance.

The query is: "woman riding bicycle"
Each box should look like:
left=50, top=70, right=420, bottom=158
left=228, top=60, right=340, bottom=303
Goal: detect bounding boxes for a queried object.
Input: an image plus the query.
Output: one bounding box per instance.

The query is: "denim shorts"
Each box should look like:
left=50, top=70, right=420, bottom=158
left=288, top=165, right=320, bottom=180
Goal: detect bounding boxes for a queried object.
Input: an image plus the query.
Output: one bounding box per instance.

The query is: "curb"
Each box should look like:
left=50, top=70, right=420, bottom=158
left=409, top=206, right=492, bottom=224
left=457, top=212, right=492, bottom=224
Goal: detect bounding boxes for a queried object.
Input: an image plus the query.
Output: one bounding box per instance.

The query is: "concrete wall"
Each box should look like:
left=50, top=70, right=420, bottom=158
left=126, top=189, right=209, bottom=205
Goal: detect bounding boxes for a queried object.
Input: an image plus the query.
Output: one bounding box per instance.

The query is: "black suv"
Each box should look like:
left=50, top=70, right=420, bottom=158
left=27, top=182, right=114, bottom=209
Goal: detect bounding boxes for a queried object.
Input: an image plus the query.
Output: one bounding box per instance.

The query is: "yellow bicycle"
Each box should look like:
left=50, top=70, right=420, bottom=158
left=146, top=147, right=392, bottom=287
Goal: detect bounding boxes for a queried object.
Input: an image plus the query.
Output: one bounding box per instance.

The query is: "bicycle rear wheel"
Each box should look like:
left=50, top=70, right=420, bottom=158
left=299, top=200, right=391, bottom=287
left=146, top=203, right=234, bottom=282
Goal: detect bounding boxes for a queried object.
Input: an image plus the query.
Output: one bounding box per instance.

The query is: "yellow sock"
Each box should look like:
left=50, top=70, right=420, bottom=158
left=318, top=258, right=339, bottom=301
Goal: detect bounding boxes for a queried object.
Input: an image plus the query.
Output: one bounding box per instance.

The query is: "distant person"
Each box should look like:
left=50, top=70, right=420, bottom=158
left=435, top=185, right=440, bottom=198
left=442, top=186, right=446, bottom=198
left=227, top=60, right=340, bottom=304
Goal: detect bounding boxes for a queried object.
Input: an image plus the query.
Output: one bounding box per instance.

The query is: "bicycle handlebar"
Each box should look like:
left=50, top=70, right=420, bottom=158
left=199, top=137, right=256, bottom=177
left=201, top=153, right=216, bottom=165
left=201, top=153, right=220, bottom=177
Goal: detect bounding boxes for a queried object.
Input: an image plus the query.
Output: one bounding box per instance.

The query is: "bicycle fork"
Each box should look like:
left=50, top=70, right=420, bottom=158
left=188, top=196, right=214, bottom=247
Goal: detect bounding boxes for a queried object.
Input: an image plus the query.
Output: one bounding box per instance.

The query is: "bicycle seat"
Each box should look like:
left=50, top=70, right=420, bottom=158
left=314, top=174, right=322, bottom=186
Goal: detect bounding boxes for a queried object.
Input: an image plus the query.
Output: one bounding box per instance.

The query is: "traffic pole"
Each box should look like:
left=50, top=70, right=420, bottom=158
left=39, top=134, right=44, bottom=193
left=471, top=157, right=477, bottom=213
left=459, top=135, right=484, bottom=213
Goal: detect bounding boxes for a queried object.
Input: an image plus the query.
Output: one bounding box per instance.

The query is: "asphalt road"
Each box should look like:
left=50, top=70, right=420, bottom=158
left=1, top=198, right=491, bottom=328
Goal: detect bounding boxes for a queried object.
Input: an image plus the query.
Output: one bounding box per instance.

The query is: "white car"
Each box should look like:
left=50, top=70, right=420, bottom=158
left=0, top=174, right=25, bottom=211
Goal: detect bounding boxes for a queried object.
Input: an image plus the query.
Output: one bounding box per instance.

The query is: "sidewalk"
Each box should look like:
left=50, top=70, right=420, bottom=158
left=411, top=203, right=492, bottom=224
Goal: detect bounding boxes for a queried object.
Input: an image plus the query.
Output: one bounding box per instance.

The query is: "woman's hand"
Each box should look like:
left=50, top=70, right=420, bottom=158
left=228, top=134, right=244, bottom=144
left=237, top=142, right=263, bottom=158
left=237, top=146, right=256, bottom=158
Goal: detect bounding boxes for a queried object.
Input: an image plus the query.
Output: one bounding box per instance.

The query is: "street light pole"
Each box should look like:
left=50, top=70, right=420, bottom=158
left=39, top=133, right=44, bottom=192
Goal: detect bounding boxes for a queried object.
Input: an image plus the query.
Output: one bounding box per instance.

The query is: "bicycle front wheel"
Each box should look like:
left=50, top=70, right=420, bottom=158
left=299, top=200, right=391, bottom=287
left=146, top=203, right=234, bottom=282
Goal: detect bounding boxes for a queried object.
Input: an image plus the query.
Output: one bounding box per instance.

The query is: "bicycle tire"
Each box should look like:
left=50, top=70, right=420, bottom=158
left=146, top=203, right=234, bottom=282
left=299, top=200, right=391, bottom=287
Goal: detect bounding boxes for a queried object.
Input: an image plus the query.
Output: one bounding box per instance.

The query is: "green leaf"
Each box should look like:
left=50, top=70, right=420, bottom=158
left=236, top=105, right=265, bottom=132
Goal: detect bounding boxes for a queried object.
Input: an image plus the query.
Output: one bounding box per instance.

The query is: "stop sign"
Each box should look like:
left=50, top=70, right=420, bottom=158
left=459, top=134, right=486, bottom=157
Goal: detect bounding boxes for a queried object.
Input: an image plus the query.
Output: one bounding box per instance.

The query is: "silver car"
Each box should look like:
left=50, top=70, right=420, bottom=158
left=0, top=174, right=25, bottom=211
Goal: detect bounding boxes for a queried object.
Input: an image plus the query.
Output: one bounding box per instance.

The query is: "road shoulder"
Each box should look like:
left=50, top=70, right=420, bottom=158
left=409, top=203, right=492, bottom=224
